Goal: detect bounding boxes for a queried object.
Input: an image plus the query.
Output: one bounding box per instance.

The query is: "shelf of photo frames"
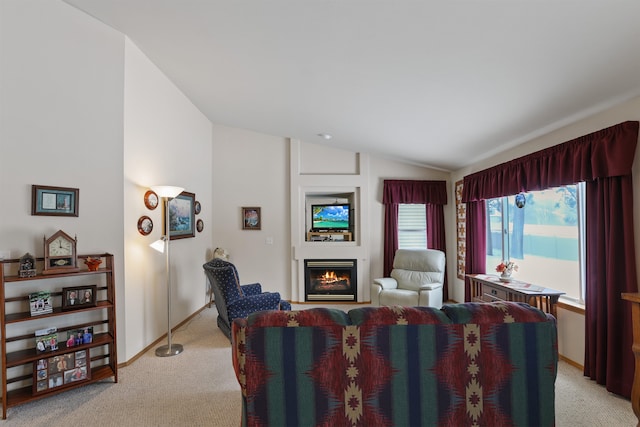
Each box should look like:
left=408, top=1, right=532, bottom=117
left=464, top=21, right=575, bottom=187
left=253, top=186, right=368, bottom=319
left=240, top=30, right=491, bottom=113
left=0, top=253, right=118, bottom=419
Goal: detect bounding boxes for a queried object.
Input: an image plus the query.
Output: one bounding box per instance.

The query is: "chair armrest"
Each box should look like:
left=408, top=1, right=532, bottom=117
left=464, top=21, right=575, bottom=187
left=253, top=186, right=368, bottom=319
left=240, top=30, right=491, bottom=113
left=241, top=283, right=262, bottom=296
left=373, top=277, right=398, bottom=290
left=419, top=282, right=443, bottom=291
left=227, top=292, right=282, bottom=321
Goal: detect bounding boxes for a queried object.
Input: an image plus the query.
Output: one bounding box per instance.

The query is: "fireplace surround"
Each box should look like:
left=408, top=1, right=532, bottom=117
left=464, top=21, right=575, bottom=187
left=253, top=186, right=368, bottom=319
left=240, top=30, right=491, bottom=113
left=304, top=259, right=357, bottom=301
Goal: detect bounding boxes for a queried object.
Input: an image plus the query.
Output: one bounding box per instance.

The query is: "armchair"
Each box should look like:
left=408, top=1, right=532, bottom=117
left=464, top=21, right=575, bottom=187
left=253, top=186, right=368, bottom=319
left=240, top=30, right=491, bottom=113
left=371, top=249, right=445, bottom=308
left=203, top=258, right=291, bottom=340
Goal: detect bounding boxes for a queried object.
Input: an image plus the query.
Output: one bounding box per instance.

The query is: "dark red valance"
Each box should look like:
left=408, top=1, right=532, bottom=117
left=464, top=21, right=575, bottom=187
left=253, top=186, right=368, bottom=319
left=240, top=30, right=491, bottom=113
left=382, top=180, right=447, bottom=205
left=462, top=121, right=639, bottom=202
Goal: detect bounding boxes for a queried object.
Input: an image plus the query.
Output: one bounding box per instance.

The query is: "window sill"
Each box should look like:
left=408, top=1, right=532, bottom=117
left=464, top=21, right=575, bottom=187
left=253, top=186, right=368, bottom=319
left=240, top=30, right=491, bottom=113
left=557, top=298, right=585, bottom=315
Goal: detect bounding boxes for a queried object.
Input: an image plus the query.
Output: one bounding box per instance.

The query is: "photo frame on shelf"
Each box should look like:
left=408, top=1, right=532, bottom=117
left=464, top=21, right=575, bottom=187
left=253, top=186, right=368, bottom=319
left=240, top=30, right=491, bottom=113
left=166, top=191, right=195, bottom=240
left=65, top=327, right=93, bottom=348
left=35, top=327, right=58, bottom=353
left=61, top=285, right=97, bottom=311
left=242, top=207, right=261, bottom=230
left=31, top=185, right=79, bottom=217
left=33, top=349, right=90, bottom=395
left=29, top=291, right=53, bottom=316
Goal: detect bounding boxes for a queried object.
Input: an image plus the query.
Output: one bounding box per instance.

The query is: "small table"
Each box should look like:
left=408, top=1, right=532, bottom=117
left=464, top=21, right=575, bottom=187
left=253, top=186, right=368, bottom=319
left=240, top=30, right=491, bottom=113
left=621, top=292, right=640, bottom=427
left=467, top=274, right=565, bottom=318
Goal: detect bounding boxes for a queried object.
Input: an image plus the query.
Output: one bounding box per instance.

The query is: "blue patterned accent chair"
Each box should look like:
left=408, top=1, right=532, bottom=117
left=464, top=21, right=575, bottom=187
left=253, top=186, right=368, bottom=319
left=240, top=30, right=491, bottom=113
left=203, top=258, right=291, bottom=340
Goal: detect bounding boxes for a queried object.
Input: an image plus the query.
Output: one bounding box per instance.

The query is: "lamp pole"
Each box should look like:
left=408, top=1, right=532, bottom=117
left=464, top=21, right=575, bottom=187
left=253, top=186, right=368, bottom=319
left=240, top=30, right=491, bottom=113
left=151, top=186, right=184, bottom=357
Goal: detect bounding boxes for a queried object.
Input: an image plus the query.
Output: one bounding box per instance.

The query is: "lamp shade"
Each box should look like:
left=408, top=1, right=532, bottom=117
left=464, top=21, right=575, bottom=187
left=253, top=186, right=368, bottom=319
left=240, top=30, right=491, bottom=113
left=151, top=185, right=184, bottom=198
left=149, top=238, right=166, bottom=253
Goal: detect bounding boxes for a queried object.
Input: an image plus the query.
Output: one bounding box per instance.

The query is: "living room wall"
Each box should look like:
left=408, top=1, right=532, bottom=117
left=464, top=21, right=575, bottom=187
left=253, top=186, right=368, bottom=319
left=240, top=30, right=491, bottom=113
left=122, top=39, right=214, bottom=360
left=1, top=1, right=215, bottom=363
left=450, top=95, right=640, bottom=365
left=0, top=0, right=126, bottom=358
left=211, top=126, right=450, bottom=300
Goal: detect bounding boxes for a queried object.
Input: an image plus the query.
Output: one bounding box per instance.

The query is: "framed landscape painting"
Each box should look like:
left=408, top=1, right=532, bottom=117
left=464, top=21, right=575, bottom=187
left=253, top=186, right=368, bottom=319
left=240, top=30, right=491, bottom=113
left=167, top=191, right=195, bottom=240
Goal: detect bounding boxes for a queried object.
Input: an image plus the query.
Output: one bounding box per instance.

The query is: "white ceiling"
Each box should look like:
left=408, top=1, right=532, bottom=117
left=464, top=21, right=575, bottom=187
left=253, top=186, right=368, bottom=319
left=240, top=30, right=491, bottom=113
left=63, top=0, right=640, bottom=171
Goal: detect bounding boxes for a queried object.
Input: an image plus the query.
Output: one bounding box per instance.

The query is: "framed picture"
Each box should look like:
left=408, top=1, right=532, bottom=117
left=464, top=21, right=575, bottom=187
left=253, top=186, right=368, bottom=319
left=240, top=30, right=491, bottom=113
left=65, top=327, right=93, bottom=348
left=196, top=219, right=204, bottom=232
left=166, top=191, right=195, bottom=240
left=33, top=349, right=90, bottom=395
left=61, top=285, right=97, bottom=311
left=29, top=291, right=53, bottom=316
left=242, top=207, right=261, bottom=230
left=31, top=185, right=79, bottom=217
left=144, top=190, right=159, bottom=210
left=137, top=215, right=153, bottom=236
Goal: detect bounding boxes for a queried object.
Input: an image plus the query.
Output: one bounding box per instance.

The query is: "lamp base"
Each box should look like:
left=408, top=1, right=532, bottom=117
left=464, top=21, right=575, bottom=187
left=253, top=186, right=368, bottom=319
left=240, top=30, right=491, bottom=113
left=155, top=343, right=184, bottom=357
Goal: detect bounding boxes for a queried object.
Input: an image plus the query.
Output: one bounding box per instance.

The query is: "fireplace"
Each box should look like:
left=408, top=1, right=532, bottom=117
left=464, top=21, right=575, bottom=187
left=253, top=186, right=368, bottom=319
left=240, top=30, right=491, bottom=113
left=304, top=259, right=357, bottom=301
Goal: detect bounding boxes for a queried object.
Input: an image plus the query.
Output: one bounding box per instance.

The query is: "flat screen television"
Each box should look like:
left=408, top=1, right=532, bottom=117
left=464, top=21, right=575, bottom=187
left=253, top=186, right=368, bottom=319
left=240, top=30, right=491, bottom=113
left=311, top=204, right=351, bottom=231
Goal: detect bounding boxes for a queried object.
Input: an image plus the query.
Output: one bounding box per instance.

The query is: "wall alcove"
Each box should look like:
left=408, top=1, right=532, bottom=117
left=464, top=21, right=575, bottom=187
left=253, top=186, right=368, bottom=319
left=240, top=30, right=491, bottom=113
left=305, top=193, right=355, bottom=242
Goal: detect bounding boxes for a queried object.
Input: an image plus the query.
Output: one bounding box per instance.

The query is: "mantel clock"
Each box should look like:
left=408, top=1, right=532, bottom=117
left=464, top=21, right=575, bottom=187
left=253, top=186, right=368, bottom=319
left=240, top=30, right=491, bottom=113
left=43, top=230, right=79, bottom=275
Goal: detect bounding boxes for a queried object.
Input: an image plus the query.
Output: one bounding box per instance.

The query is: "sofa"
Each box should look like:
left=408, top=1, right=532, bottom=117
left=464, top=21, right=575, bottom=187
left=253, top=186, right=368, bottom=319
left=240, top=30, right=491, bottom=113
left=232, top=302, right=558, bottom=427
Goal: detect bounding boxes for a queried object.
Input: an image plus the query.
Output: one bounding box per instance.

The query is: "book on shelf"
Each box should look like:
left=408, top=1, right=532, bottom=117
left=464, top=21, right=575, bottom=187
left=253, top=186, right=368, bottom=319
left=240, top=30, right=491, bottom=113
left=29, top=291, right=53, bottom=316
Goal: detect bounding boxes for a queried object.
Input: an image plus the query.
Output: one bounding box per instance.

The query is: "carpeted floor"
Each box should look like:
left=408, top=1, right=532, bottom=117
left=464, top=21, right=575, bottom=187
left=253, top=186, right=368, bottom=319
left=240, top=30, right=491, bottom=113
left=2, top=305, right=636, bottom=426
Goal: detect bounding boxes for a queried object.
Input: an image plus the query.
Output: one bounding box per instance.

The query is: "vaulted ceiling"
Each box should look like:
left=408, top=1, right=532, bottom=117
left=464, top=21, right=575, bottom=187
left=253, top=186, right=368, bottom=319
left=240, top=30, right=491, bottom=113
left=64, top=0, right=640, bottom=170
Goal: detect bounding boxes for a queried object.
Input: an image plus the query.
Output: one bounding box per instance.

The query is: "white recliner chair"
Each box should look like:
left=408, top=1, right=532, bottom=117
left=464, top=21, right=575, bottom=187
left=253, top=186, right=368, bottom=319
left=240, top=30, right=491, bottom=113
left=371, top=249, right=445, bottom=308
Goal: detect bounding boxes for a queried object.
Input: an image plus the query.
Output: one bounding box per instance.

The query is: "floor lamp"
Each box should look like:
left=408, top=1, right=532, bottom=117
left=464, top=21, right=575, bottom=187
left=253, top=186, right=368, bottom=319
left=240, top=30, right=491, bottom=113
left=150, top=185, right=184, bottom=357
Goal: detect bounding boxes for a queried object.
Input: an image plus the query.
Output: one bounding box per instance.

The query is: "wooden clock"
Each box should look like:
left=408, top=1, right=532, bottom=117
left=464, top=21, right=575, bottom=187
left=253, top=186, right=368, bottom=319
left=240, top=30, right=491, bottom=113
left=43, top=230, right=80, bottom=275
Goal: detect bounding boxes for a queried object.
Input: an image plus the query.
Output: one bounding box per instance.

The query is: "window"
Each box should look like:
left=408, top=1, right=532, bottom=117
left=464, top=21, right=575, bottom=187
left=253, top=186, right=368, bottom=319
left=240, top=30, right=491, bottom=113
left=485, top=184, right=585, bottom=304
left=398, top=204, right=426, bottom=249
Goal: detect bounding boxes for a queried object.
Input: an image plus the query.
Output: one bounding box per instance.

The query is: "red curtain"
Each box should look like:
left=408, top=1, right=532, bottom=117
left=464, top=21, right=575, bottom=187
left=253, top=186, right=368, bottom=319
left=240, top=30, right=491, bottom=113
left=382, top=180, right=448, bottom=300
left=463, top=201, right=486, bottom=302
left=461, top=120, right=639, bottom=398
left=584, top=175, right=636, bottom=397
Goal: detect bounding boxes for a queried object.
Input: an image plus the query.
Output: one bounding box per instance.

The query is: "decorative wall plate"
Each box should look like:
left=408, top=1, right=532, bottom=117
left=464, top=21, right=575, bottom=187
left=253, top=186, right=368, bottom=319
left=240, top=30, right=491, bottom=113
left=194, top=201, right=201, bottom=215
left=137, top=215, right=153, bottom=236
left=196, top=219, right=204, bottom=232
left=144, top=190, right=159, bottom=210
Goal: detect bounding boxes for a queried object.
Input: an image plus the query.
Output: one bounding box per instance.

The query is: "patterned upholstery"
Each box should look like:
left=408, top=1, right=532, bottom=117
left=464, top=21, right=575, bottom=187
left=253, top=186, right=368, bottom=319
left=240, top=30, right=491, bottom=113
left=232, top=302, right=558, bottom=427
left=202, top=258, right=291, bottom=340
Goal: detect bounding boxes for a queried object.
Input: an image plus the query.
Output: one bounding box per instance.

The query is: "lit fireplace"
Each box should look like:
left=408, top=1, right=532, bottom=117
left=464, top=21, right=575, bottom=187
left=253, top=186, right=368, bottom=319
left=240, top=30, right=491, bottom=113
left=305, top=259, right=357, bottom=301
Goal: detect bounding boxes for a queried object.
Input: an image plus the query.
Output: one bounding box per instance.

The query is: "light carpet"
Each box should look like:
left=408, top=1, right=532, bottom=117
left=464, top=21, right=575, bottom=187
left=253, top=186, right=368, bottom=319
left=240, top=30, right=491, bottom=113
left=2, top=305, right=636, bottom=426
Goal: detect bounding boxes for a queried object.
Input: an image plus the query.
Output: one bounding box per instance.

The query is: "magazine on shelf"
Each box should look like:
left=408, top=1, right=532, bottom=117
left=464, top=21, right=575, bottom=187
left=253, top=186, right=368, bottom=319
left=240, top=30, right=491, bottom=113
left=29, top=291, right=53, bottom=316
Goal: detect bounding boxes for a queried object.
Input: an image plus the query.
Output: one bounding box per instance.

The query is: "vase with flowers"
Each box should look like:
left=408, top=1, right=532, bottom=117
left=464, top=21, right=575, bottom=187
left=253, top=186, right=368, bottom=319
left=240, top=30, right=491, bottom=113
left=496, top=260, right=518, bottom=282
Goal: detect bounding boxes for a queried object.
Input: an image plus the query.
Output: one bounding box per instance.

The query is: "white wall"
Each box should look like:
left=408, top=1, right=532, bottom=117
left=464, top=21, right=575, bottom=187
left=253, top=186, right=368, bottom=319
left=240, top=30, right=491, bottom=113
left=0, top=0, right=126, bottom=358
left=450, top=95, right=640, bottom=365
left=1, top=1, right=214, bottom=363
left=211, top=125, right=290, bottom=294
left=212, top=130, right=450, bottom=302
left=123, top=40, right=213, bottom=360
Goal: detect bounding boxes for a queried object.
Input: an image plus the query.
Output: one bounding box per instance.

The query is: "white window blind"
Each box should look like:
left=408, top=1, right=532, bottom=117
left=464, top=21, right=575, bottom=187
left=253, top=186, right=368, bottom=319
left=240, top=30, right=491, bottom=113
left=398, top=204, right=427, bottom=249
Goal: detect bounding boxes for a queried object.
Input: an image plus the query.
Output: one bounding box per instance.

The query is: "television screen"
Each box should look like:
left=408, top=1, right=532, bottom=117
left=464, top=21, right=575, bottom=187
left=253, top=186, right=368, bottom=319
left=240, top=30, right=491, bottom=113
left=312, top=204, right=351, bottom=231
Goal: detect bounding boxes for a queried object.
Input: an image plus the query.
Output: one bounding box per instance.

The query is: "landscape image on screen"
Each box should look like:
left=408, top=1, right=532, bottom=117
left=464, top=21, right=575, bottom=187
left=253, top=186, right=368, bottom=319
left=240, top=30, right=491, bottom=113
left=312, top=205, right=350, bottom=230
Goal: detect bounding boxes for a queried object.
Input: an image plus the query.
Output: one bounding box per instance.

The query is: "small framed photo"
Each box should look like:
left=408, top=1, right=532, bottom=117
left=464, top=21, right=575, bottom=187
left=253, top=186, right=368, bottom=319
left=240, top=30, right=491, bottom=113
left=31, top=185, right=79, bottom=217
left=30, top=291, right=53, bottom=316
left=65, top=327, right=93, bottom=348
left=166, top=191, right=196, bottom=240
left=61, top=285, right=97, bottom=311
left=144, top=189, right=159, bottom=210
left=242, top=207, right=261, bottom=230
